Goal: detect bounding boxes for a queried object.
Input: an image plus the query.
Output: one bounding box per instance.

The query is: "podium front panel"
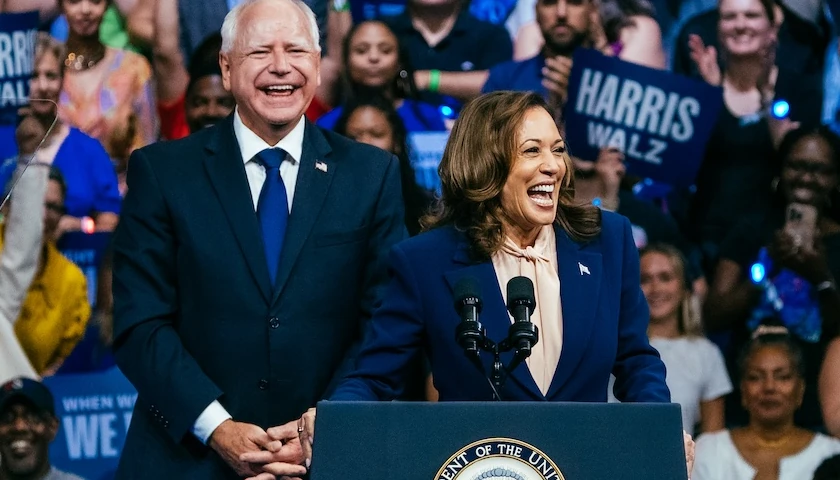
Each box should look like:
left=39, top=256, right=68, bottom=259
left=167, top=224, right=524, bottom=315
left=309, top=401, right=687, bottom=480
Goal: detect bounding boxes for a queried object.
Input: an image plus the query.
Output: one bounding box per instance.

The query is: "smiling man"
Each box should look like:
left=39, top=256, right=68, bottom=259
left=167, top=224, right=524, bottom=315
left=111, top=0, right=406, bottom=478
left=0, top=377, right=84, bottom=480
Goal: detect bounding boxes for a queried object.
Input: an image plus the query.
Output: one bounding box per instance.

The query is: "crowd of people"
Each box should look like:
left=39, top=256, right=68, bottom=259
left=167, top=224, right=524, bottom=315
left=1, top=0, right=840, bottom=478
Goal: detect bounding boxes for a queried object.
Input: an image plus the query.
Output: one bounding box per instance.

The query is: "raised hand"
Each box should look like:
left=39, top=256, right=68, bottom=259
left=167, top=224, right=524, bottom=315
left=688, top=34, right=721, bottom=86
left=588, top=5, right=611, bottom=55
left=15, top=108, right=48, bottom=156
left=594, top=147, right=626, bottom=201
left=542, top=56, right=574, bottom=111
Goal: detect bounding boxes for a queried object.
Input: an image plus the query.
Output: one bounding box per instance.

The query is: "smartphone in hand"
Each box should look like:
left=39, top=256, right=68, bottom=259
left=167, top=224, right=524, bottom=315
left=785, top=203, right=818, bottom=253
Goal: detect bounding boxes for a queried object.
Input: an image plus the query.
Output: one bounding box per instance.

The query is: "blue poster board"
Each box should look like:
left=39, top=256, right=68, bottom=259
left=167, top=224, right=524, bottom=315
left=57, top=232, right=112, bottom=306
left=43, top=368, right=137, bottom=480
left=408, top=131, right=449, bottom=194
left=0, top=11, right=38, bottom=125
left=563, top=49, right=723, bottom=187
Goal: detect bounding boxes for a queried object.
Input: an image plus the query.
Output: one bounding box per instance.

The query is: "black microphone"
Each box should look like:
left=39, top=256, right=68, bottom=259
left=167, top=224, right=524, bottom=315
left=506, top=276, right=539, bottom=363
left=453, top=276, right=483, bottom=357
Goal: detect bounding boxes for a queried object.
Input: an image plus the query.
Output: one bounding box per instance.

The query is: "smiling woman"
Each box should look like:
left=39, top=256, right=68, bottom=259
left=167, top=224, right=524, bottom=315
left=692, top=327, right=840, bottom=480
left=315, top=20, right=448, bottom=132
left=296, top=90, right=694, bottom=476
left=319, top=90, right=671, bottom=426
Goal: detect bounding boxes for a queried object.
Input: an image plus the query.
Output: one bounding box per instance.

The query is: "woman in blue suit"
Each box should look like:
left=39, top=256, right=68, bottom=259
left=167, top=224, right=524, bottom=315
left=329, top=90, right=670, bottom=404
left=244, top=90, right=694, bottom=478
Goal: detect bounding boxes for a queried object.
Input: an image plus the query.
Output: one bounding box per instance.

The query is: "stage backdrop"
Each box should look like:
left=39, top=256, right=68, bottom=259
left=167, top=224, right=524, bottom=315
left=563, top=49, right=723, bottom=187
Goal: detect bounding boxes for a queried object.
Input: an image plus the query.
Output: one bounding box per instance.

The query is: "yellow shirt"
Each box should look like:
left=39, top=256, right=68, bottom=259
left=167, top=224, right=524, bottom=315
left=0, top=228, right=91, bottom=374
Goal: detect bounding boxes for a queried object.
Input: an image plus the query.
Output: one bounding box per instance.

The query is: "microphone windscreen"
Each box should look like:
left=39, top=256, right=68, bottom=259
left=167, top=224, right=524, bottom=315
left=454, top=276, right=481, bottom=307
left=507, top=276, right=535, bottom=306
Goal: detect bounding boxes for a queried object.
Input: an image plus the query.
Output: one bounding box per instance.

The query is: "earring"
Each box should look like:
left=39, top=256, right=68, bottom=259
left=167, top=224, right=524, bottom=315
left=771, top=177, right=780, bottom=192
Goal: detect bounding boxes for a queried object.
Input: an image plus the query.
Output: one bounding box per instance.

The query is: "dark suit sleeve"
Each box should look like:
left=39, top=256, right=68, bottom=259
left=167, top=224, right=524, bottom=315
left=330, top=243, right=425, bottom=401
left=322, top=153, right=408, bottom=397
left=611, top=216, right=671, bottom=403
left=111, top=149, right=223, bottom=443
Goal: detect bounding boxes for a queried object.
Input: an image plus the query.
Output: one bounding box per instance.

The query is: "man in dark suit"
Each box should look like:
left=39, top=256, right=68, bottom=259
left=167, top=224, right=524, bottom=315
left=111, top=0, right=406, bottom=477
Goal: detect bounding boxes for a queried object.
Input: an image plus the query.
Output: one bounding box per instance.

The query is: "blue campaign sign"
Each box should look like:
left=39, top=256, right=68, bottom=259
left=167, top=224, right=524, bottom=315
left=0, top=11, right=38, bottom=125
left=563, top=49, right=723, bottom=187
left=58, top=232, right=112, bottom=306
left=43, top=368, right=137, bottom=480
left=408, top=131, right=449, bottom=194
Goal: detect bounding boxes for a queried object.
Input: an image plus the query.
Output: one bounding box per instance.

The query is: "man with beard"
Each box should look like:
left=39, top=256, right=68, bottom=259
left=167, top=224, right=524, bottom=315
left=0, top=377, right=84, bottom=480
left=156, top=32, right=235, bottom=140
left=154, top=0, right=234, bottom=140
left=481, top=0, right=601, bottom=112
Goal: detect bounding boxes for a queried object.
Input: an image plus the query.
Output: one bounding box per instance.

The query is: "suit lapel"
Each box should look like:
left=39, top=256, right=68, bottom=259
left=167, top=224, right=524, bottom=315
left=271, top=122, right=334, bottom=304
left=203, top=116, right=272, bottom=303
left=443, top=242, right=544, bottom=400
left=546, top=224, right=602, bottom=399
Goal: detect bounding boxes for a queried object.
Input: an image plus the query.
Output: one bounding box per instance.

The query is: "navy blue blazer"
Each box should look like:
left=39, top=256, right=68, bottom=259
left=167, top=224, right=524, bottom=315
left=111, top=116, right=406, bottom=478
left=332, top=211, right=670, bottom=403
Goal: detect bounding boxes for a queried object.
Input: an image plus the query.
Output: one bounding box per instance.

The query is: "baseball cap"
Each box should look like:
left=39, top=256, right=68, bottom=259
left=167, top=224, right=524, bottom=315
left=0, top=377, right=55, bottom=416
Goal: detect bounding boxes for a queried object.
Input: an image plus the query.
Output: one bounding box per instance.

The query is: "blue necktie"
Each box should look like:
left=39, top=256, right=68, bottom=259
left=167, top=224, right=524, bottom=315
left=255, top=148, right=289, bottom=286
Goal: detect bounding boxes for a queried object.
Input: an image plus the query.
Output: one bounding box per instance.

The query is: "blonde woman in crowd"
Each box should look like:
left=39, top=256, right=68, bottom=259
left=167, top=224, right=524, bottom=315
left=610, top=243, right=731, bottom=436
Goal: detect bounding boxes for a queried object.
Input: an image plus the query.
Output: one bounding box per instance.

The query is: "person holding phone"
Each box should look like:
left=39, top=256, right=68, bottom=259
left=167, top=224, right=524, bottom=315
left=706, top=125, right=840, bottom=429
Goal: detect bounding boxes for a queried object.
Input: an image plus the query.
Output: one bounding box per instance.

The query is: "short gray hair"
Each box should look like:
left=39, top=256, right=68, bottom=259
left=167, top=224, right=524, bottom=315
left=220, top=0, right=321, bottom=54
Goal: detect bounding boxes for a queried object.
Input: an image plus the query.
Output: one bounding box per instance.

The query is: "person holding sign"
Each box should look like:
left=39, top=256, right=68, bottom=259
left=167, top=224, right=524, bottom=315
left=482, top=0, right=665, bottom=107
left=686, top=0, right=824, bottom=264
left=246, top=90, right=695, bottom=478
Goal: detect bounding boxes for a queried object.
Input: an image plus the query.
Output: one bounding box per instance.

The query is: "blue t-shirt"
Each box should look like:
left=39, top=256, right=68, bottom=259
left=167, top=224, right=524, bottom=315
left=317, top=99, right=448, bottom=132
left=482, top=55, right=546, bottom=96
left=0, top=128, right=121, bottom=217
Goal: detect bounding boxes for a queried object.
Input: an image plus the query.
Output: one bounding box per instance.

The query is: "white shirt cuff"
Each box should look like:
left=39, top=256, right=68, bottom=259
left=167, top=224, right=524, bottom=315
left=192, top=400, right=232, bottom=444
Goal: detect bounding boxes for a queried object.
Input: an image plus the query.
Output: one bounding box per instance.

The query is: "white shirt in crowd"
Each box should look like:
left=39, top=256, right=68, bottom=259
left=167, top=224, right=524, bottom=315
left=692, top=431, right=840, bottom=480
left=608, top=336, right=733, bottom=436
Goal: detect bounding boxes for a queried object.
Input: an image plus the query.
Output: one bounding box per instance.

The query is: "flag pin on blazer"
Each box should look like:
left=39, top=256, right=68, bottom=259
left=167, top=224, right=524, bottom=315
left=578, top=262, right=590, bottom=275
left=315, top=160, right=328, bottom=173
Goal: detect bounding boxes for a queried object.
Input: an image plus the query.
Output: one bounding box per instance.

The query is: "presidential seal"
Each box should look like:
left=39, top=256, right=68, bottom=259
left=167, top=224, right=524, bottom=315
left=434, top=438, right=565, bottom=480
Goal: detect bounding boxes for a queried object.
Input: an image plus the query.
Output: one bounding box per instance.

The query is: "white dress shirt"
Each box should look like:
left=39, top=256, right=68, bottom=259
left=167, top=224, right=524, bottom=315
left=192, top=110, right=306, bottom=444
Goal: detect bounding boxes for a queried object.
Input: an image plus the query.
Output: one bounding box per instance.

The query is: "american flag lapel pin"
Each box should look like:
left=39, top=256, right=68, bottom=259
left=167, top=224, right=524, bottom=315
left=315, top=160, right=328, bottom=173
left=578, top=262, right=590, bottom=276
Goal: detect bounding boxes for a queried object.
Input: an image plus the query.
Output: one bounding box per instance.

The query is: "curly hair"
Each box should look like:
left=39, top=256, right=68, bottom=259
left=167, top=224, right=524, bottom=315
left=422, top=91, right=601, bottom=260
